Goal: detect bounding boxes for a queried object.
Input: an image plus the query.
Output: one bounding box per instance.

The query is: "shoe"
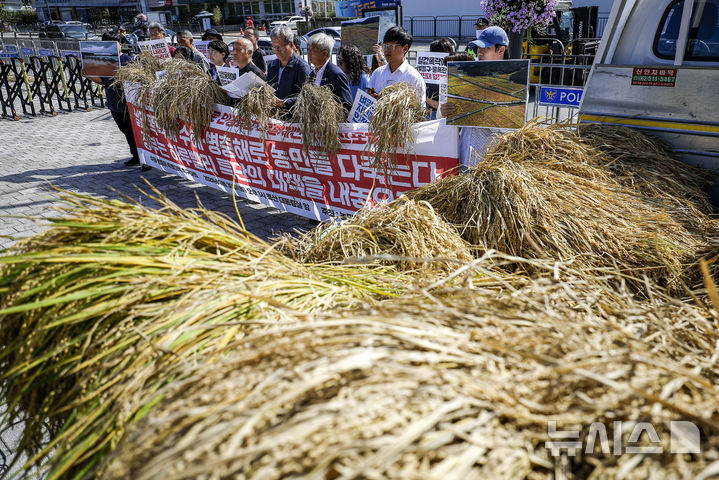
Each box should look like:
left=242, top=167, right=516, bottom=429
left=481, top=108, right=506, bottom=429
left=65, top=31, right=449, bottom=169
left=141, top=165, right=152, bottom=172
left=124, top=158, right=140, bottom=166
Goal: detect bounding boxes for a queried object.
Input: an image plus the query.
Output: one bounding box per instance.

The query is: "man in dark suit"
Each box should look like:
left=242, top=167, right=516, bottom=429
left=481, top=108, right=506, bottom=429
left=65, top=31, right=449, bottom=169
left=307, top=32, right=353, bottom=113
left=266, top=25, right=311, bottom=109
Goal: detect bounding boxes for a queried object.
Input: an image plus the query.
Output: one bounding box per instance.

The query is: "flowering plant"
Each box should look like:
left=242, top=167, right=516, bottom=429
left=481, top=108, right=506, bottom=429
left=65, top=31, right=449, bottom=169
left=300, top=5, right=313, bottom=17
left=480, top=0, right=558, bottom=33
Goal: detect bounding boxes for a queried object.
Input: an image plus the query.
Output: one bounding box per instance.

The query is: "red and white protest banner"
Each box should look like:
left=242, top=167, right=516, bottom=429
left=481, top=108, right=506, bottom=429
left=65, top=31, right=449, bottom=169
left=127, top=101, right=459, bottom=221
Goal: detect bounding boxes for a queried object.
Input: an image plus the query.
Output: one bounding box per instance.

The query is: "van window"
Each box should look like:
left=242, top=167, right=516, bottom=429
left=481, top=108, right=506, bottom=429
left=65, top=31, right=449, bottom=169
left=655, top=0, right=719, bottom=60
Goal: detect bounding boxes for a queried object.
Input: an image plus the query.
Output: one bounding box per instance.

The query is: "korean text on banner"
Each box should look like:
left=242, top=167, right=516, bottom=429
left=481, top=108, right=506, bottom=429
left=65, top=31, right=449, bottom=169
left=216, top=65, right=239, bottom=86
left=138, top=39, right=172, bottom=60
left=127, top=101, right=459, bottom=221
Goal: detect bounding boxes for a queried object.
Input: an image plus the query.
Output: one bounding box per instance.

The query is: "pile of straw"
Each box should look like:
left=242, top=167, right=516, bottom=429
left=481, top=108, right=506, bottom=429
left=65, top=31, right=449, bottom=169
left=100, top=255, right=719, bottom=480
left=0, top=187, right=408, bottom=478
left=578, top=123, right=713, bottom=211
left=290, top=82, right=346, bottom=154
left=408, top=123, right=716, bottom=291
left=288, top=197, right=473, bottom=274
left=113, top=54, right=163, bottom=135
left=232, top=84, right=280, bottom=138
left=151, top=59, right=229, bottom=142
left=367, top=82, right=426, bottom=172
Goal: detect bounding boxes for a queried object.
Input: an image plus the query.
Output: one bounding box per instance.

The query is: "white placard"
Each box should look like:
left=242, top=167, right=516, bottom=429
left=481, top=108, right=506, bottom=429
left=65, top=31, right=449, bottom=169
left=216, top=65, right=239, bottom=86
left=194, top=40, right=210, bottom=57
left=221, top=71, right=267, bottom=99
left=416, top=51, right=449, bottom=104
left=347, top=89, right=376, bottom=123
left=138, top=38, right=171, bottom=60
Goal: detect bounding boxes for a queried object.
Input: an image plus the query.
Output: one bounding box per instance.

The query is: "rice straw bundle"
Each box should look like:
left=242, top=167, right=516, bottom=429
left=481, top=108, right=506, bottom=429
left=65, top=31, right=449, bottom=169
left=0, top=187, right=409, bottom=479
left=113, top=54, right=163, bottom=136
left=150, top=59, right=229, bottom=142
left=290, top=197, right=473, bottom=275
left=232, top=84, right=279, bottom=138
left=578, top=123, right=714, bottom=213
left=408, top=124, right=714, bottom=291
left=289, top=82, right=346, bottom=154
left=100, top=255, right=719, bottom=480
left=367, top=81, right=426, bottom=173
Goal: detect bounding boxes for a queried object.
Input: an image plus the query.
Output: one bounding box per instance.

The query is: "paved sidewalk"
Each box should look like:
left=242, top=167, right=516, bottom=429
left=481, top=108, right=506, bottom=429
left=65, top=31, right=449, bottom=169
left=0, top=108, right=318, bottom=252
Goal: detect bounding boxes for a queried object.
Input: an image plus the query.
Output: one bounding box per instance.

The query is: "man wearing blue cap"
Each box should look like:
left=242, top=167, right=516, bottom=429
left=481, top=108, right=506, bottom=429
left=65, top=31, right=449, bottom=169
left=466, top=25, right=509, bottom=60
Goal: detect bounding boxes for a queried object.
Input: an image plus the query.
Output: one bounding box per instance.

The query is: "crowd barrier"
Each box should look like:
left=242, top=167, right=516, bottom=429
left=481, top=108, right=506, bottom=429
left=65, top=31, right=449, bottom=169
left=0, top=49, right=104, bottom=120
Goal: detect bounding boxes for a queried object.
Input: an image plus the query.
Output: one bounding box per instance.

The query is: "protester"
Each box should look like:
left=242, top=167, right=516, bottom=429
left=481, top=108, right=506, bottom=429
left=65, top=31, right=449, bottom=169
left=232, top=37, right=266, bottom=79
left=207, top=40, right=230, bottom=84
left=176, top=30, right=208, bottom=68
left=367, top=26, right=425, bottom=105
left=202, top=28, right=223, bottom=42
left=444, top=52, right=476, bottom=63
left=243, top=26, right=266, bottom=73
left=307, top=33, right=353, bottom=112
left=292, top=34, right=302, bottom=54
left=466, top=25, right=509, bottom=59
left=174, top=45, right=195, bottom=61
left=87, top=32, right=150, bottom=171
left=247, top=16, right=253, bottom=27
left=425, top=37, right=455, bottom=115
left=148, top=22, right=176, bottom=56
left=337, top=44, right=370, bottom=102
left=475, top=17, right=490, bottom=34
left=265, top=25, right=311, bottom=109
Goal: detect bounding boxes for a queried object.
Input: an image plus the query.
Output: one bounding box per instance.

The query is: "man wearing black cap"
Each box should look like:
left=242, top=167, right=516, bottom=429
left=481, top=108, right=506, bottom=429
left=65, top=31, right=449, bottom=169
left=475, top=17, right=490, bottom=34
left=202, top=29, right=223, bottom=42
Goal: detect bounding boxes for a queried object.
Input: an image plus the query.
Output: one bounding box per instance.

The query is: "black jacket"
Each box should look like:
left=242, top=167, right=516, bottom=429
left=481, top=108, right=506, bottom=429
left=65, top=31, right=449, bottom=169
left=309, top=60, right=353, bottom=113
left=265, top=53, right=311, bottom=108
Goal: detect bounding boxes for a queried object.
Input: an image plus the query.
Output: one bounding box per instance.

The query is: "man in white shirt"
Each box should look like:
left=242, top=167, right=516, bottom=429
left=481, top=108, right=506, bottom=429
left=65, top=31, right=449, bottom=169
left=367, top=26, right=426, bottom=105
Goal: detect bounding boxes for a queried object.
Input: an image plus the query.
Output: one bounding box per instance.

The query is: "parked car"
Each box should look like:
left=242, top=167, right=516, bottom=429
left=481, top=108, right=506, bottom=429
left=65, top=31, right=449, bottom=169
left=301, top=26, right=341, bottom=53
left=270, top=15, right=306, bottom=32
left=39, top=24, right=98, bottom=40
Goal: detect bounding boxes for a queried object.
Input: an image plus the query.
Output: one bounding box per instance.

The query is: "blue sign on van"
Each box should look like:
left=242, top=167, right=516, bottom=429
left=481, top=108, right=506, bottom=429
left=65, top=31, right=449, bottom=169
left=539, top=87, right=584, bottom=107
left=21, top=47, right=34, bottom=55
left=39, top=49, right=55, bottom=56
left=61, top=50, right=81, bottom=57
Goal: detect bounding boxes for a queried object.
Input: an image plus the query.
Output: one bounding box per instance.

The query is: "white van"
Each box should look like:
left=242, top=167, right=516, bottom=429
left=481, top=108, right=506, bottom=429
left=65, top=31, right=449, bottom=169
left=579, top=0, right=719, bottom=199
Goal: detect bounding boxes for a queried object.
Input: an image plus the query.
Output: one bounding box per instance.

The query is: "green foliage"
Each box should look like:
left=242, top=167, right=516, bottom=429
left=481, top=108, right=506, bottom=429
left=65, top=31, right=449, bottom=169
left=212, top=5, right=221, bottom=25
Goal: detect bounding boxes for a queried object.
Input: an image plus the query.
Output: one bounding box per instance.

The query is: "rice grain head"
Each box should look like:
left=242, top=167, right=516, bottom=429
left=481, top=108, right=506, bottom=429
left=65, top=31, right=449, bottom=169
left=150, top=59, right=229, bottom=143
left=367, top=82, right=426, bottom=174
left=232, top=84, right=280, bottom=139
left=289, top=82, right=346, bottom=154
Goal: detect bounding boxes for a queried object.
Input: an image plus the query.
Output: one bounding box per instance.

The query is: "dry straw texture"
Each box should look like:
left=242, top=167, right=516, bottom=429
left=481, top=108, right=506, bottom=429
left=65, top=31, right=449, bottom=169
left=289, top=197, right=473, bottom=275
left=290, top=82, right=346, bottom=154
left=113, top=53, right=163, bottom=136
left=367, top=81, right=426, bottom=172
left=150, top=59, right=229, bottom=142
left=101, top=255, right=719, bottom=480
left=0, top=187, right=408, bottom=479
left=408, top=122, right=716, bottom=291
left=232, top=84, right=280, bottom=138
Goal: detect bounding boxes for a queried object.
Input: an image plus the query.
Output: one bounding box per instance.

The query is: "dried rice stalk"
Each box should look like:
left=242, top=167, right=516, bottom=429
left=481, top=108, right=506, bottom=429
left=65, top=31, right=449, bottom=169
left=151, top=59, right=229, bottom=143
left=578, top=123, right=713, bottom=213
left=0, top=186, right=409, bottom=479
left=289, top=82, right=345, bottom=154
left=112, top=54, right=163, bottom=137
left=409, top=123, right=713, bottom=291
left=290, top=197, right=473, bottom=275
left=101, top=255, right=719, bottom=480
left=367, top=82, right=426, bottom=173
left=232, top=84, right=279, bottom=138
